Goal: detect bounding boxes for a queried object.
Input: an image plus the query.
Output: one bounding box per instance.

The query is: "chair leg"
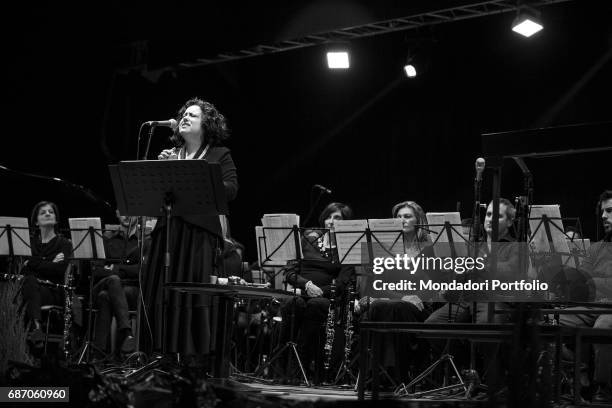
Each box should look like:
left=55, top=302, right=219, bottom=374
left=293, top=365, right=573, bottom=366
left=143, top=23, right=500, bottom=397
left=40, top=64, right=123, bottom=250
left=44, top=310, right=53, bottom=354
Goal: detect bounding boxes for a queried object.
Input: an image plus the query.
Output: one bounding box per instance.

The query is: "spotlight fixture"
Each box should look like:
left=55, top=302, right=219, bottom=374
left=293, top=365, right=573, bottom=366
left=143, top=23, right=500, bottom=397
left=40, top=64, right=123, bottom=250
left=403, top=53, right=417, bottom=78
left=326, top=43, right=350, bottom=69
left=511, top=7, right=543, bottom=37
left=404, top=63, right=417, bottom=78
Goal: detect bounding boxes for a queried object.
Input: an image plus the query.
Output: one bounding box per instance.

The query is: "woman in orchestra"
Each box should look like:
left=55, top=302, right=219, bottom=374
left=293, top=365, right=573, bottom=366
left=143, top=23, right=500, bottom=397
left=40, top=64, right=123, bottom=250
left=357, top=200, right=432, bottom=381
left=283, top=202, right=355, bottom=383
left=22, top=201, right=73, bottom=349
left=142, top=97, right=238, bottom=357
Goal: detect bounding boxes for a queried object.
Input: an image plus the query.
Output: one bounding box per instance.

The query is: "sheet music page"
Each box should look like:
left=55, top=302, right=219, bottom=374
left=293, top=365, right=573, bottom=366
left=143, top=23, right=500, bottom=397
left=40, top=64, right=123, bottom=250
left=529, top=204, right=571, bottom=247
left=255, top=226, right=265, bottom=267
left=529, top=205, right=574, bottom=267
left=261, top=214, right=299, bottom=264
left=69, top=218, right=106, bottom=259
left=334, top=219, right=368, bottom=264
left=367, top=218, right=404, bottom=256
left=104, top=224, right=121, bottom=238
left=0, top=217, right=32, bottom=256
left=425, top=212, right=462, bottom=242
left=425, top=212, right=467, bottom=257
left=565, top=238, right=590, bottom=268
left=566, top=238, right=590, bottom=253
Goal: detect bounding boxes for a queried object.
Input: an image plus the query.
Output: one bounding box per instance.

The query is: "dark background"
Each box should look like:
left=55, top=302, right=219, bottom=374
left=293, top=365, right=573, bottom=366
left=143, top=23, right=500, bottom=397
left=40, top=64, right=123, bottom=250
left=2, top=1, right=611, bottom=259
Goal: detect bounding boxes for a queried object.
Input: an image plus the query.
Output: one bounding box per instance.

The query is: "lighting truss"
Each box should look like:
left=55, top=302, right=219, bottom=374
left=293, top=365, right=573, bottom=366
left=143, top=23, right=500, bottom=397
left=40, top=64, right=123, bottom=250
left=177, top=0, right=572, bottom=68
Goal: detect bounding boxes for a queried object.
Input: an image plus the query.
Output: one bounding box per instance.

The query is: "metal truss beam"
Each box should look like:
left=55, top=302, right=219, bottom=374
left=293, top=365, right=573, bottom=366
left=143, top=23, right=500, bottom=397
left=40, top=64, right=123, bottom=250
left=177, top=0, right=572, bottom=68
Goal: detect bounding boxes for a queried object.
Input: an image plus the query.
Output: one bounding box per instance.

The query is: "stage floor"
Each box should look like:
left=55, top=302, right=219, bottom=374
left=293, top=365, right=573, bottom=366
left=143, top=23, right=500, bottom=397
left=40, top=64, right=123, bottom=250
left=232, top=380, right=496, bottom=406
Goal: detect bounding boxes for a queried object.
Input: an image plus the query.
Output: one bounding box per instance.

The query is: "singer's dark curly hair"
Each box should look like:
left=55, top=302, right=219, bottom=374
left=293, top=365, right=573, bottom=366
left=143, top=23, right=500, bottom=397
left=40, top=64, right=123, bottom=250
left=170, top=97, right=230, bottom=147
left=318, top=202, right=353, bottom=227
left=30, top=201, right=60, bottom=235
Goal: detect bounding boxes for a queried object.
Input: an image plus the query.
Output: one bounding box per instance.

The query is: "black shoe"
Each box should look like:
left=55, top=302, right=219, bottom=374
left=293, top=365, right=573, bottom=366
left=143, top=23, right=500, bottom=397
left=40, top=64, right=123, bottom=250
left=117, top=329, right=136, bottom=354
left=592, top=386, right=612, bottom=404
left=29, top=328, right=45, bottom=349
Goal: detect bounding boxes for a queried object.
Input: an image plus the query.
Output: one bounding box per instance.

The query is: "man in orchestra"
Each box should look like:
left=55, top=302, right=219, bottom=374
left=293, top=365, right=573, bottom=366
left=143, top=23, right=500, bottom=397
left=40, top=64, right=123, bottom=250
left=90, top=211, right=148, bottom=359
left=424, top=198, right=518, bottom=394
left=425, top=198, right=517, bottom=324
left=559, top=190, right=612, bottom=403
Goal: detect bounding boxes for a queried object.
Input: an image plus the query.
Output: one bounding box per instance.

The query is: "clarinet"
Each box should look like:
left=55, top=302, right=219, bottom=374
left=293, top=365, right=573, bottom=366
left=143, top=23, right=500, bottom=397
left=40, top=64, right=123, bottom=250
left=323, top=279, right=336, bottom=373
left=62, top=264, right=74, bottom=361
left=341, top=281, right=356, bottom=371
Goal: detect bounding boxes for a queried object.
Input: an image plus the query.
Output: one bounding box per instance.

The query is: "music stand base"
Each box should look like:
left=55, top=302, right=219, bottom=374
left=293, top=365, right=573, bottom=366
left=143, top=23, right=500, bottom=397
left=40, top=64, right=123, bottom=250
left=254, top=341, right=310, bottom=387
left=394, top=354, right=467, bottom=398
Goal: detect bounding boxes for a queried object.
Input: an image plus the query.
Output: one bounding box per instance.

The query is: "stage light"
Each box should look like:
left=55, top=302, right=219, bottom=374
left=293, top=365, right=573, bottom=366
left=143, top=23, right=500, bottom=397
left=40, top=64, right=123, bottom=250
left=404, top=64, right=417, bottom=78
left=326, top=51, right=350, bottom=69
left=512, top=8, right=543, bottom=37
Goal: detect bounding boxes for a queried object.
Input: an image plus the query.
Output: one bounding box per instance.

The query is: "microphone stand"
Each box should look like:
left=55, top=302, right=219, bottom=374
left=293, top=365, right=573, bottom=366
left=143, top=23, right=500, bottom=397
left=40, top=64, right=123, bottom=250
left=466, top=168, right=483, bottom=397
left=513, top=157, right=533, bottom=243
left=133, top=122, right=154, bottom=359
left=142, top=126, right=156, bottom=161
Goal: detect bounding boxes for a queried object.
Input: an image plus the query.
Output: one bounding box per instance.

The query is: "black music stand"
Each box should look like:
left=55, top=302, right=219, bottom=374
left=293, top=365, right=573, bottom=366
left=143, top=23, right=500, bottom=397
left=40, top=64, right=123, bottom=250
left=70, top=223, right=107, bottom=364
left=254, top=225, right=311, bottom=386
left=393, top=221, right=472, bottom=399
left=109, top=160, right=228, bottom=355
left=0, top=219, right=32, bottom=276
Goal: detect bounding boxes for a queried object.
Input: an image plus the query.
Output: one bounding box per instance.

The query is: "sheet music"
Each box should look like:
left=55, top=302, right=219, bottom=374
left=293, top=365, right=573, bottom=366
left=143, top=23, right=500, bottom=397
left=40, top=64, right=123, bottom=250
left=334, top=219, right=369, bottom=264
left=261, top=214, right=300, bottom=264
left=69, top=218, right=106, bottom=259
left=367, top=218, right=404, bottom=256
left=425, top=212, right=467, bottom=257
left=255, top=226, right=265, bottom=267
left=566, top=238, right=590, bottom=253
left=0, top=217, right=32, bottom=256
left=104, top=224, right=121, bottom=237
left=529, top=205, right=574, bottom=268
left=565, top=238, right=590, bottom=268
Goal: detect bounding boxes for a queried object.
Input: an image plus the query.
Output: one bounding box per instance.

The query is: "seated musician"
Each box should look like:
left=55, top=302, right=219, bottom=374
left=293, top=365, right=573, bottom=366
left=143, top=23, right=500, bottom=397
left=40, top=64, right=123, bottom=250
left=426, top=198, right=517, bottom=324
left=356, top=201, right=432, bottom=380
left=282, top=202, right=355, bottom=383
left=424, top=198, right=518, bottom=394
left=559, top=190, right=612, bottom=404
left=21, top=201, right=73, bottom=350
left=90, top=211, right=146, bottom=359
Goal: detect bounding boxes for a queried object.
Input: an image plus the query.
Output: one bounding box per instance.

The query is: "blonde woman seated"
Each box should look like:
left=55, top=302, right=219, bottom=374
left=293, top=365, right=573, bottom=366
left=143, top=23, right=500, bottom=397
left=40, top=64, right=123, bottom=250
left=357, top=201, right=432, bottom=380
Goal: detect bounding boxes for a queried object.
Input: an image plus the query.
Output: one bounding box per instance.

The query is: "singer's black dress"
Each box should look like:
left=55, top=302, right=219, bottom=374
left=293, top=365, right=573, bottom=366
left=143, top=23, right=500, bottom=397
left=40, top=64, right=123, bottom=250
left=141, top=146, right=238, bottom=356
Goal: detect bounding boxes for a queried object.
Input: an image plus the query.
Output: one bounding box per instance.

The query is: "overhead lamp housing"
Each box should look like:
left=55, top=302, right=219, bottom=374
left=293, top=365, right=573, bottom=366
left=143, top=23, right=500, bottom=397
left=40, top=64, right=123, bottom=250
left=326, top=42, right=350, bottom=69
left=512, top=8, right=543, bottom=37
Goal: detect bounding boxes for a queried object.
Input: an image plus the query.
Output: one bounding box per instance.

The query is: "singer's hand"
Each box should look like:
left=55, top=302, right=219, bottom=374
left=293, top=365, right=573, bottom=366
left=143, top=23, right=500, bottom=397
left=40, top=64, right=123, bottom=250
left=305, top=281, right=323, bottom=297
left=52, top=253, right=64, bottom=263
left=158, top=149, right=177, bottom=160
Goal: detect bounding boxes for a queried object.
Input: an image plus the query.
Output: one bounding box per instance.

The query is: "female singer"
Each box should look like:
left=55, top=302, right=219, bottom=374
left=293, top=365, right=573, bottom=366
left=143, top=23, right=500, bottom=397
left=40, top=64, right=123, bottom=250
left=142, top=98, right=238, bottom=357
left=22, top=201, right=73, bottom=348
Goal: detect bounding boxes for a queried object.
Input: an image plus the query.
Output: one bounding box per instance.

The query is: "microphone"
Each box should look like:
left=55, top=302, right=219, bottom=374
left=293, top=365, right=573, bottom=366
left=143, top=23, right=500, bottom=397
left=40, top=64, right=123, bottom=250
left=146, top=119, right=178, bottom=129
left=475, top=158, right=486, bottom=182
left=314, top=184, right=332, bottom=194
